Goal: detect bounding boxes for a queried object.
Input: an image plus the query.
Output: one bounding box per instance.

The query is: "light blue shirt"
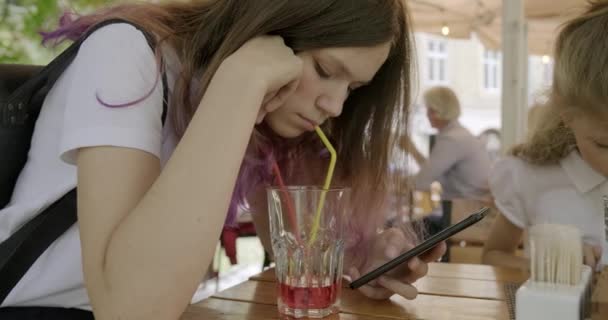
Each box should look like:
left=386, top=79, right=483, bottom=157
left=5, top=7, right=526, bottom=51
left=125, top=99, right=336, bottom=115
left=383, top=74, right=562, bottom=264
left=415, top=120, right=491, bottom=200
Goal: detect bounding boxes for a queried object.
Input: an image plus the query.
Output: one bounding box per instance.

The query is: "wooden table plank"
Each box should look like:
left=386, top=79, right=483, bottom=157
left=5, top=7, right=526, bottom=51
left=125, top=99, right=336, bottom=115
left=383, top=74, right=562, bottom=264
left=249, top=268, right=275, bottom=282
left=413, top=276, right=505, bottom=300
left=251, top=263, right=528, bottom=284
left=250, top=267, right=510, bottom=300
left=426, top=263, right=528, bottom=283
left=212, top=279, right=509, bottom=320
left=184, top=298, right=395, bottom=319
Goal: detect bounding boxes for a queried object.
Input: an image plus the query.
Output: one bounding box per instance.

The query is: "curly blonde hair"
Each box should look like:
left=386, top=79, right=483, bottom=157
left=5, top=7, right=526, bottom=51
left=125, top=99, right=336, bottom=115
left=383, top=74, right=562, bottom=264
left=511, top=0, right=608, bottom=164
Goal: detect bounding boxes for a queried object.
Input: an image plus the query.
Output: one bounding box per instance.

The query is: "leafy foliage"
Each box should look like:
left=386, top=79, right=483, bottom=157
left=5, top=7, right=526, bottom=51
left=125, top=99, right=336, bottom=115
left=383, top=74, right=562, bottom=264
left=0, top=0, right=117, bottom=64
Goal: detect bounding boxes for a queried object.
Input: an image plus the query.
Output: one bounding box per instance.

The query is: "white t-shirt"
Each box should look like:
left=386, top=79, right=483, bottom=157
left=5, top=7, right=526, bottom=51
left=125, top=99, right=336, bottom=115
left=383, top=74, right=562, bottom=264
left=0, top=23, right=179, bottom=309
left=490, top=151, right=608, bottom=266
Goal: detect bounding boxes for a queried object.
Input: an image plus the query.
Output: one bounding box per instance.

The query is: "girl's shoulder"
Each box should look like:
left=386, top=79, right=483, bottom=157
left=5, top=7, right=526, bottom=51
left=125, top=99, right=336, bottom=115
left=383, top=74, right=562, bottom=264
left=490, top=155, right=566, bottom=195
left=77, top=22, right=157, bottom=59
left=493, top=155, right=562, bottom=178
left=57, top=22, right=166, bottom=165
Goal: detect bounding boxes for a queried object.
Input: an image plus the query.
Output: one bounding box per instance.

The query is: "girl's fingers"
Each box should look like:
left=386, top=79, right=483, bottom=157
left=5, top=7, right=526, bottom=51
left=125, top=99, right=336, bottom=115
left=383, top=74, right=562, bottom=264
left=583, top=244, right=599, bottom=268
left=419, top=241, right=447, bottom=263
left=256, top=111, right=267, bottom=124
left=265, top=79, right=299, bottom=113
left=377, top=276, right=418, bottom=300
left=405, top=258, right=428, bottom=283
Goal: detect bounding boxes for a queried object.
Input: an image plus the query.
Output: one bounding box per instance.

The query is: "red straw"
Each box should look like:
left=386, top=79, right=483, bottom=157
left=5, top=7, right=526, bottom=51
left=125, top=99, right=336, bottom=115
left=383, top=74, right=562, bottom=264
left=272, top=161, right=301, bottom=243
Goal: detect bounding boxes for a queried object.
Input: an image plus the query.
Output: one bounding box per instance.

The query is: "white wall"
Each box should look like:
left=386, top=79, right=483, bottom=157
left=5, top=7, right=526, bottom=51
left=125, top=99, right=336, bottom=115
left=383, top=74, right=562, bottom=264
left=410, top=32, right=551, bottom=139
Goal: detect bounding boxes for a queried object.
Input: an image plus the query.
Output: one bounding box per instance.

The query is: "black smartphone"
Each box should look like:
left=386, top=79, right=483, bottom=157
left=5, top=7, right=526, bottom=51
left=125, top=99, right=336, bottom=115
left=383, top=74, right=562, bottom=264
left=349, top=207, right=490, bottom=289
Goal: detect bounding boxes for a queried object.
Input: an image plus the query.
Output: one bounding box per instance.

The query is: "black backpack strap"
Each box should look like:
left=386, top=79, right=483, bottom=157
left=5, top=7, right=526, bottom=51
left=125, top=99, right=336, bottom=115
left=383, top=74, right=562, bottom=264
left=0, top=190, right=77, bottom=304
left=0, top=19, right=168, bottom=305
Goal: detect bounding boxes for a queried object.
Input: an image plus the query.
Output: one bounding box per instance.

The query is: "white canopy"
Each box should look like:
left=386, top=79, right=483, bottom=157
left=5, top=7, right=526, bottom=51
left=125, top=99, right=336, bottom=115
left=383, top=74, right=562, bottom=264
left=408, top=0, right=588, bottom=56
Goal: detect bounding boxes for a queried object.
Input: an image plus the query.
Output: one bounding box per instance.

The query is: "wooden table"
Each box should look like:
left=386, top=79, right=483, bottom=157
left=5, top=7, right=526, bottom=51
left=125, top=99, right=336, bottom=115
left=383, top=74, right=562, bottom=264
left=183, top=263, right=528, bottom=319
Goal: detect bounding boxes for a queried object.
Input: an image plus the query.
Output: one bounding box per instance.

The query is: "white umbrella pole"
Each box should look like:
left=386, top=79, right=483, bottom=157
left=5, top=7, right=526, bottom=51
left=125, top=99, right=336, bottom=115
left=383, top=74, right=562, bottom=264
left=501, top=0, right=529, bottom=152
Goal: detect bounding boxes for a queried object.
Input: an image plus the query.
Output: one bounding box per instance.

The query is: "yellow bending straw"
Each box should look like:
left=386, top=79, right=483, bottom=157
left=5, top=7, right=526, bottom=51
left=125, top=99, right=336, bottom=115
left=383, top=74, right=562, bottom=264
left=309, top=126, right=337, bottom=245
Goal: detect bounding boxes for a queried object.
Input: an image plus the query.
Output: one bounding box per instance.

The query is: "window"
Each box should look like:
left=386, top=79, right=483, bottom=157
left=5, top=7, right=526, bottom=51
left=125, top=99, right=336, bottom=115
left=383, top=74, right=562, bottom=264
left=542, top=59, right=554, bottom=86
left=427, top=39, right=447, bottom=84
left=483, top=50, right=501, bottom=92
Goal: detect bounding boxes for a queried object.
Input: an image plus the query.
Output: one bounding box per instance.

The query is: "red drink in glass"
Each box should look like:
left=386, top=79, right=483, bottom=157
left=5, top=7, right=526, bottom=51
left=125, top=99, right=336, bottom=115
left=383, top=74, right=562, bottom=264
left=268, top=186, right=349, bottom=318
left=278, top=280, right=341, bottom=310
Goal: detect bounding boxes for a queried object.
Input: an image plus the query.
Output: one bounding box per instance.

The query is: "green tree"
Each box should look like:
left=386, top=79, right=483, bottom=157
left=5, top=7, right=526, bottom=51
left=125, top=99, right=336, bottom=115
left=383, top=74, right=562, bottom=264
left=0, top=0, right=117, bottom=64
